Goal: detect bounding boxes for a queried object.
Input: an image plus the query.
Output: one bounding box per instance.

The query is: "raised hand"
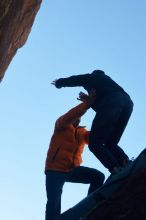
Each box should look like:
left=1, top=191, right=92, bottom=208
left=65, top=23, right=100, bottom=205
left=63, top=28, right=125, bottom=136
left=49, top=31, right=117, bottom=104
left=77, top=92, right=89, bottom=102
left=51, top=79, right=58, bottom=86
left=51, top=79, right=62, bottom=88
left=77, top=88, right=96, bottom=105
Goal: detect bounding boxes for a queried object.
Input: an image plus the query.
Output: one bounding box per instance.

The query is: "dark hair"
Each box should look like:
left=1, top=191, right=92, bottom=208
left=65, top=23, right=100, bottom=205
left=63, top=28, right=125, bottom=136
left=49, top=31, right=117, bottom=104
left=91, top=70, right=105, bottom=75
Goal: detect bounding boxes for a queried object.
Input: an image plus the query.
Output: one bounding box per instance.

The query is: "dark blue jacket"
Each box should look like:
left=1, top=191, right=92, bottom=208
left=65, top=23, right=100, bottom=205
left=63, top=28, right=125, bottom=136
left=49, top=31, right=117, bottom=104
left=56, top=70, right=128, bottom=111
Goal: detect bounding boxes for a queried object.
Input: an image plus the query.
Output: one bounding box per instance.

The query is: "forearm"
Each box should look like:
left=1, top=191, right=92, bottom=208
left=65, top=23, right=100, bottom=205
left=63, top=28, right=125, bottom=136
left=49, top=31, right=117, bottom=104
left=55, top=102, right=90, bottom=128
left=55, top=74, right=89, bottom=88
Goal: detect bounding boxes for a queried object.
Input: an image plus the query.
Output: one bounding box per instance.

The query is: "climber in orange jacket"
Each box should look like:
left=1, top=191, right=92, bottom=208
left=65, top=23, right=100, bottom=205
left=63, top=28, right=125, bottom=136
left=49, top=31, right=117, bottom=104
left=45, top=90, right=105, bottom=220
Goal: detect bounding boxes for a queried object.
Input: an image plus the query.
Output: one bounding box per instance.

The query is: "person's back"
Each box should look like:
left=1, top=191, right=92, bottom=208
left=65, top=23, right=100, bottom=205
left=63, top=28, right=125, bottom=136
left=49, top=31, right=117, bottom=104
left=87, top=70, right=127, bottom=110
left=45, top=120, right=89, bottom=172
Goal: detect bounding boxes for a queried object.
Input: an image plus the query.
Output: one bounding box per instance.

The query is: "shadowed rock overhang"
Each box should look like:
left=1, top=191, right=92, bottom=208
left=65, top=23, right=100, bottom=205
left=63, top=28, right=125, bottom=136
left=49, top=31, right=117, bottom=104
left=0, top=0, right=42, bottom=81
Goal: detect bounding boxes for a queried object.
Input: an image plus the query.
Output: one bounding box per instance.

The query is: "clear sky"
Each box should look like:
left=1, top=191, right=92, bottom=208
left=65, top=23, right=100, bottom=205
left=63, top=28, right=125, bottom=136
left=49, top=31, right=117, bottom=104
left=0, top=1, right=146, bottom=220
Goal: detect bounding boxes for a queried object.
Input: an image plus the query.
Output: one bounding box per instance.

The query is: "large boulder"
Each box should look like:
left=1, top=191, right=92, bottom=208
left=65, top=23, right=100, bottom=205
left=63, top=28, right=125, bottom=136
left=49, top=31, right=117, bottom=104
left=57, top=149, right=146, bottom=220
left=0, top=0, right=42, bottom=81
left=87, top=166, right=146, bottom=220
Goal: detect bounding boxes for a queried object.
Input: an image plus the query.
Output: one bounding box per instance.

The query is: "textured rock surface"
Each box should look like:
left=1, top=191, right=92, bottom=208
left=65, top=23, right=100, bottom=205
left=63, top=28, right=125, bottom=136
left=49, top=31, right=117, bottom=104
left=87, top=166, right=146, bottom=220
left=0, top=0, right=42, bottom=81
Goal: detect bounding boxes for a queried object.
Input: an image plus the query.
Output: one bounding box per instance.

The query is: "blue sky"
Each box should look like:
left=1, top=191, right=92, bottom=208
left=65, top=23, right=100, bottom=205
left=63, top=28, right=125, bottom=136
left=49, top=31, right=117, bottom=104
left=0, top=1, right=146, bottom=220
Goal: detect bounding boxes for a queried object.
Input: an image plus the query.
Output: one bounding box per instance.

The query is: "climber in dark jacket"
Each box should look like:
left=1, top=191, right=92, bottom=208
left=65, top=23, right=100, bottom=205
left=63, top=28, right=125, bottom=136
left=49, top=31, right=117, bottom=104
left=52, top=70, right=134, bottom=173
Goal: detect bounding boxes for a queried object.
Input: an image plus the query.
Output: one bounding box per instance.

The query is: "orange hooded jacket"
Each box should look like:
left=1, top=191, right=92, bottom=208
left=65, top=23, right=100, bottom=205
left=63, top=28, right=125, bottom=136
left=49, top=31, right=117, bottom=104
left=45, top=102, right=90, bottom=172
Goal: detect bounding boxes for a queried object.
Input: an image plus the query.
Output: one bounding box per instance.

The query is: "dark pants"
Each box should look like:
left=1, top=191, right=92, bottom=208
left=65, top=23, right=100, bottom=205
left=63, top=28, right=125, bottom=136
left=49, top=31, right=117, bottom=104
left=45, top=166, right=105, bottom=220
left=89, top=92, right=133, bottom=171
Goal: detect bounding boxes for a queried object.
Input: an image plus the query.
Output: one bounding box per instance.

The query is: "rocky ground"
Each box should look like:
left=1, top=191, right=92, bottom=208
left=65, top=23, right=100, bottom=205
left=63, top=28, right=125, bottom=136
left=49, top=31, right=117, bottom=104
left=87, top=166, right=146, bottom=220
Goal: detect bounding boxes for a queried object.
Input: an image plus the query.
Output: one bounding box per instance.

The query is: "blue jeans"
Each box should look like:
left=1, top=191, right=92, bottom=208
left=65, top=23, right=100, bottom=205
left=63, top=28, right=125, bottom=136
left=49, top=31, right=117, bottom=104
left=45, top=166, right=105, bottom=220
left=89, top=92, right=133, bottom=171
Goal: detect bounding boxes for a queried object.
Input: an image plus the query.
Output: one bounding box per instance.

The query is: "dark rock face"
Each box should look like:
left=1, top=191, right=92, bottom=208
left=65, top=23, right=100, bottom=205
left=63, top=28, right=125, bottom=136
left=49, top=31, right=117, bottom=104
left=0, top=0, right=42, bottom=81
left=87, top=167, right=146, bottom=220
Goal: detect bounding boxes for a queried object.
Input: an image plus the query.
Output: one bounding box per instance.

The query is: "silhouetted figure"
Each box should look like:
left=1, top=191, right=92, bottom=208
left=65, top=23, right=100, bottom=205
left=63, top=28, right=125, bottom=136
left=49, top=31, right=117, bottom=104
left=52, top=70, right=133, bottom=174
left=45, top=92, right=105, bottom=220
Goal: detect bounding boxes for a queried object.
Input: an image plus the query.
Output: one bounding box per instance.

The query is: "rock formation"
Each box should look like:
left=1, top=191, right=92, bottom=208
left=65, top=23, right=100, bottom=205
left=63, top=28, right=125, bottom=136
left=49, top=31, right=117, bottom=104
left=57, top=149, right=146, bottom=220
left=87, top=166, right=146, bottom=220
left=0, top=0, right=42, bottom=81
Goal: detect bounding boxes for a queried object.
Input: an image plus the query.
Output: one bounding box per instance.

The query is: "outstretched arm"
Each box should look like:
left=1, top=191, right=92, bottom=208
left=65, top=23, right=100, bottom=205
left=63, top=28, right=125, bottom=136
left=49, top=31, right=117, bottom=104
left=55, top=89, right=96, bottom=129
left=55, top=102, right=90, bottom=129
left=51, top=74, right=90, bottom=89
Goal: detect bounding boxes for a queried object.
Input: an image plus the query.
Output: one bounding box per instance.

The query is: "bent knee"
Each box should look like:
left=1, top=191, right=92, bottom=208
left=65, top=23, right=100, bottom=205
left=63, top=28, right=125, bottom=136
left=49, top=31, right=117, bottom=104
left=88, top=143, right=104, bottom=153
left=92, top=170, right=105, bottom=185
left=99, top=172, right=105, bottom=184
